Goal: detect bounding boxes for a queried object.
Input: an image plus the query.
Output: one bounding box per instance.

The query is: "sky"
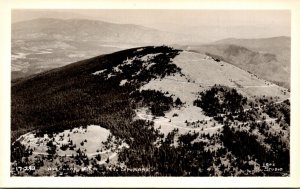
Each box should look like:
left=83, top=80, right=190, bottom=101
left=12, top=9, right=290, bottom=42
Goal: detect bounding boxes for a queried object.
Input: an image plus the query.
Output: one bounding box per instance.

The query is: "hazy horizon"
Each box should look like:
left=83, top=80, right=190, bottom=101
left=12, top=9, right=290, bottom=43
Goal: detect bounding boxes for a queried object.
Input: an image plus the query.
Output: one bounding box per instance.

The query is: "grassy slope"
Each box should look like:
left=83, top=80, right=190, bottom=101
left=139, top=50, right=289, bottom=138
left=142, top=51, right=289, bottom=104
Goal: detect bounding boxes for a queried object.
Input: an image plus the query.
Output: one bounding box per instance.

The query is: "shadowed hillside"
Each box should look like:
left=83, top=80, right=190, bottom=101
left=11, top=46, right=181, bottom=140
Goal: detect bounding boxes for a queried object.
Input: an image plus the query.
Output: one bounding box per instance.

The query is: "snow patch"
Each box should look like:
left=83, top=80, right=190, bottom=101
left=146, top=62, right=156, bottom=70
left=113, top=66, right=122, bottom=73
left=120, top=79, right=128, bottom=86
left=136, top=48, right=144, bottom=52
left=140, top=53, right=162, bottom=61
left=107, top=73, right=115, bottom=79
left=92, top=69, right=107, bottom=75
left=123, top=57, right=135, bottom=66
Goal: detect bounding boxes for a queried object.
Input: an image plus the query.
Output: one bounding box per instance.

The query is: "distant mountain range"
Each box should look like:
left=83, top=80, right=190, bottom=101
left=182, top=36, right=290, bottom=88
left=12, top=18, right=192, bottom=44
left=11, top=18, right=195, bottom=80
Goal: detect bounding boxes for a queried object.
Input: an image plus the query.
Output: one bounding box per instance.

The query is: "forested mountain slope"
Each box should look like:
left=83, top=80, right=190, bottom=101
left=11, top=46, right=290, bottom=176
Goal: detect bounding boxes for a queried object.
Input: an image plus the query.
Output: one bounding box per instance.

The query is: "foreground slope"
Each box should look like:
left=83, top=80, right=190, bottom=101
left=11, top=46, right=290, bottom=176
